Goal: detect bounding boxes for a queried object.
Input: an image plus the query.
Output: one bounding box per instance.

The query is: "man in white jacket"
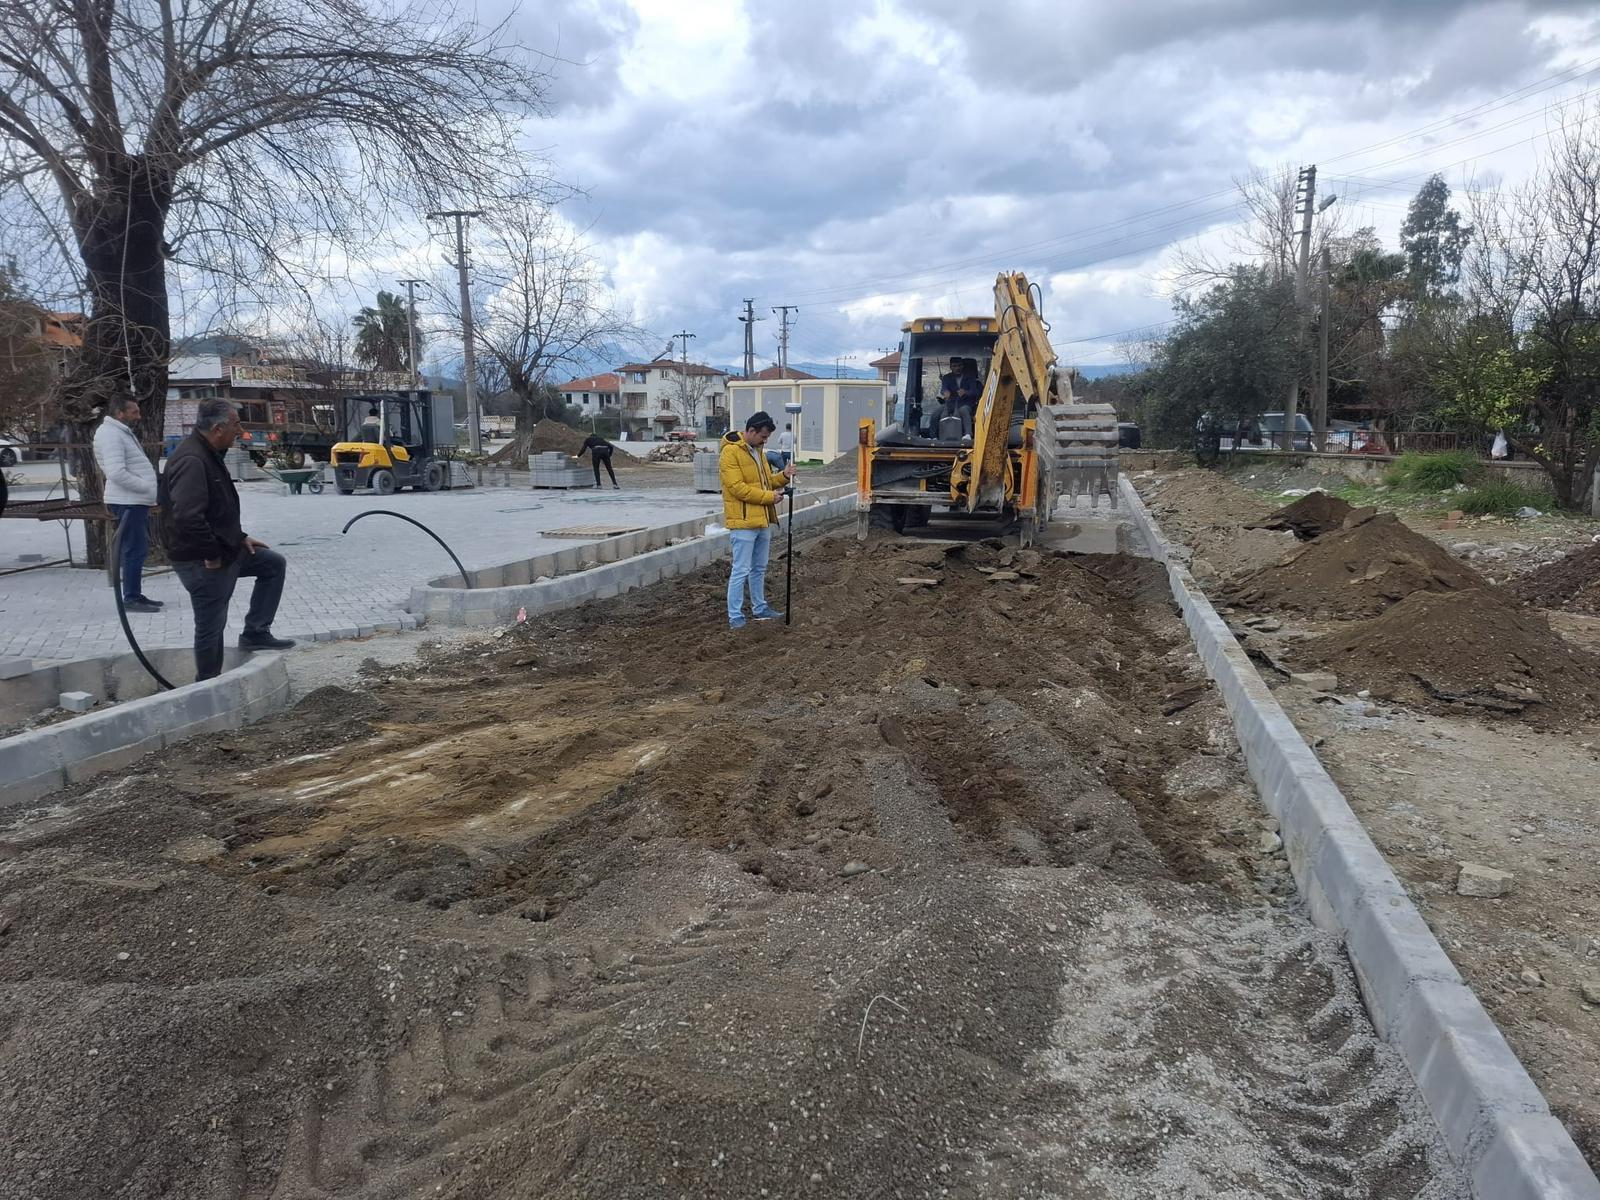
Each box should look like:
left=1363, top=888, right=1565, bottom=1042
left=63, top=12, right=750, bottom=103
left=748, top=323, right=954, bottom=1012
left=92, top=393, right=163, bottom=613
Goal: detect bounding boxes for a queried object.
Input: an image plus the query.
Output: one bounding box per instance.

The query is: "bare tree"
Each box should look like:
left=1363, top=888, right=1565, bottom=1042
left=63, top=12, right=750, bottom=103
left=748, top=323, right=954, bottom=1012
left=449, top=202, right=642, bottom=441
left=0, top=0, right=551, bottom=556
left=1435, top=105, right=1600, bottom=506
left=662, top=364, right=714, bottom=434
left=1173, top=166, right=1347, bottom=294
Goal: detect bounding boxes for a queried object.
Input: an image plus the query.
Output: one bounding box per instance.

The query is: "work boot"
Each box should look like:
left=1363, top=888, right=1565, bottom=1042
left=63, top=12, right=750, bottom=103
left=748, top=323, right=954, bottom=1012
left=133, top=595, right=164, bottom=608
left=238, top=633, right=296, bottom=651
left=124, top=598, right=161, bottom=614
left=752, top=609, right=783, bottom=622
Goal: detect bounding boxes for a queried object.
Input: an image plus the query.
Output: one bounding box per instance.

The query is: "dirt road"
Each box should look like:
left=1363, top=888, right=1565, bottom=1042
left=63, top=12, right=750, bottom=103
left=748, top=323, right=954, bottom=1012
left=0, top=532, right=1465, bottom=1198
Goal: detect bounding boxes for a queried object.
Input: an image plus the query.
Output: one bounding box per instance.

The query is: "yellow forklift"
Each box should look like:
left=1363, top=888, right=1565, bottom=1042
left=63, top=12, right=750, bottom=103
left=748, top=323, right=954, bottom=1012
left=331, top=393, right=451, bottom=495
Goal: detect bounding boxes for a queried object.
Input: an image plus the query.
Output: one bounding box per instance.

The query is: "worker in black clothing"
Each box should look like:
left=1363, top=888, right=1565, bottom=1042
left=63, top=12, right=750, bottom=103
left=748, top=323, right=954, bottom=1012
left=579, top=432, right=620, bottom=488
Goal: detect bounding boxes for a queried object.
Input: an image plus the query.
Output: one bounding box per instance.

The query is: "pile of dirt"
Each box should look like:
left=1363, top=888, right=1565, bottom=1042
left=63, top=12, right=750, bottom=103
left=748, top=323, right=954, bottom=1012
left=489, top=420, right=643, bottom=468
left=645, top=441, right=702, bottom=463
left=1302, top=586, right=1600, bottom=724
left=1230, top=511, right=1487, bottom=618
left=1248, top=490, right=1369, bottom=540
left=0, top=535, right=1466, bottom=1198
left=1513, top=539, right=1600, bottom=613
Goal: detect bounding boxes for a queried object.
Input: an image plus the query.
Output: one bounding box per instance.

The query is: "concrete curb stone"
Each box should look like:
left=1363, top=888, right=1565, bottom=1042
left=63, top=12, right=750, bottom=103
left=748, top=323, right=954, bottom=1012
left=0, top=652, right=291, bottom=811
left=1117, top=474, right=1600, bottom=1199
left=409, top=485, right=857, bottom=628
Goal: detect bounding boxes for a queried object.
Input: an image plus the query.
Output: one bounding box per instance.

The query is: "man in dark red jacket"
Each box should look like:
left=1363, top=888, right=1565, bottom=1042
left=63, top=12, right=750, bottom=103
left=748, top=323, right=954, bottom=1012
left=159, top=399, right=294, bottom=680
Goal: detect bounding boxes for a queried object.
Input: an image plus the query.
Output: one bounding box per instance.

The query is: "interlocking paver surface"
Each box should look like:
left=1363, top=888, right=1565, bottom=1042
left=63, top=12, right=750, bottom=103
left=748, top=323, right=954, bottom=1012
left=1, top=477, right=720, bottom=663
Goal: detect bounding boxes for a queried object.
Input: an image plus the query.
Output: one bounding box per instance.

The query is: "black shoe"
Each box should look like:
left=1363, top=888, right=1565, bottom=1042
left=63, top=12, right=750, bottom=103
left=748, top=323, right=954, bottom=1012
left=238, top=633, right=296, bottom=651
left=123, top=598, right=161, bottom=614
left=133, top=595, right=165, bottom=609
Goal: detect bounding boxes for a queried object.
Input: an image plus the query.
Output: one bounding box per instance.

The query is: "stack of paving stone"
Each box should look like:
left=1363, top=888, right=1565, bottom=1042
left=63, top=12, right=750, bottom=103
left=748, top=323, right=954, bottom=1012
left=529, top=451, right=594, bottom=489
left=693, top=449, right=721, bottom=493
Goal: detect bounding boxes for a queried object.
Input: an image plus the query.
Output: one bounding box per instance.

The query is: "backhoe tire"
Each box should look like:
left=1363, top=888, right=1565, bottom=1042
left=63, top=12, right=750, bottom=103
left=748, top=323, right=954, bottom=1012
left=867, top=505, right=901, bottom=533
left=285, top=448, right=306, bottom=469
left=422, top=461, right=446, bottom=492
left=370, top=468, right=396, bottom=496
left=336, top=485, right=354, bottom=496
left=903, top=506, right=929, bottom=530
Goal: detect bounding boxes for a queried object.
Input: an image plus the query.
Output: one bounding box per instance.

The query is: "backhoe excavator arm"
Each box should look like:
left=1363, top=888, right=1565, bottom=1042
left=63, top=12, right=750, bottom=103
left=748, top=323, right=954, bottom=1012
left=961, top=272, right=1060, bottom=511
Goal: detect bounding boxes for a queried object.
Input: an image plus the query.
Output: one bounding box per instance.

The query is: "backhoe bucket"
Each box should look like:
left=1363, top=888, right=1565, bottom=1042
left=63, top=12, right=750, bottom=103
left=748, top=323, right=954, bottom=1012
left=1037, top=403, right=1119, bottom=511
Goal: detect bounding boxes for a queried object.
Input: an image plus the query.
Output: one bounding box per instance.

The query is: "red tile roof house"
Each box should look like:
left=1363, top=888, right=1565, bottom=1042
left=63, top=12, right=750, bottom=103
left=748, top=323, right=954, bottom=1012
left=557, top=372, right=623, bottom=417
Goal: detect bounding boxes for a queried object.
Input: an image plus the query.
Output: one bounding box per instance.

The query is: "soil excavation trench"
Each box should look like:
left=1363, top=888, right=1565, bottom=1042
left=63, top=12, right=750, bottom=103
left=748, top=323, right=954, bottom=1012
left=0, top=532, right=1468, bottom=1199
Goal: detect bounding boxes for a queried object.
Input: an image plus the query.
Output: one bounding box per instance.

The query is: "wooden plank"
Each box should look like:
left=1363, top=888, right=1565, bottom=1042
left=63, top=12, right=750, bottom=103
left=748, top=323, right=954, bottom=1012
left=543, top=524, right=647, bottom=538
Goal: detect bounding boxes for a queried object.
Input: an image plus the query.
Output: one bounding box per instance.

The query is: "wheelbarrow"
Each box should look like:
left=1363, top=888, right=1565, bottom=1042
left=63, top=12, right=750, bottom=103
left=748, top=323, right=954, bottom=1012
left=268, top=467, right=324, bottom=495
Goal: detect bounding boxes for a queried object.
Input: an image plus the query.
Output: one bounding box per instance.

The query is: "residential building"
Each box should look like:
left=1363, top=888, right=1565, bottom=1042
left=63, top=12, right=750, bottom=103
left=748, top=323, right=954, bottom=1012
left=557, top=372, right=622, bottom=414
left=613, top=360, right=730, bottom=439
left=869, top=350, right=901, bottom=392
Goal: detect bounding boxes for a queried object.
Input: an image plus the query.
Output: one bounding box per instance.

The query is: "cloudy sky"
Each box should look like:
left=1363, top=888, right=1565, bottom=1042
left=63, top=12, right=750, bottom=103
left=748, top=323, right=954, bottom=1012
left=424, top=0, right=1600, bottom=374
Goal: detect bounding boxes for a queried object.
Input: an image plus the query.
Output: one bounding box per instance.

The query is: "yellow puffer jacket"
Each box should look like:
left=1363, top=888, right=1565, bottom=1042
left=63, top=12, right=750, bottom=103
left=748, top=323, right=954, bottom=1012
left=719, top=431, right=785, bottom=529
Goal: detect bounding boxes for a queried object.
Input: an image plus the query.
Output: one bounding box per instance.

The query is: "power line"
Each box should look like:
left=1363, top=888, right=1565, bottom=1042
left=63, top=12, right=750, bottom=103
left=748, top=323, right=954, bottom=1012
left=772, top=62, right=1600, bottom=312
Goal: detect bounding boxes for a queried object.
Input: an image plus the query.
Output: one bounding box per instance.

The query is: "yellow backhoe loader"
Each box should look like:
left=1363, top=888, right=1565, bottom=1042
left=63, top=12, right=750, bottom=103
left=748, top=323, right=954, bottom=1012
left=855, top=272, right=1118, bottom=543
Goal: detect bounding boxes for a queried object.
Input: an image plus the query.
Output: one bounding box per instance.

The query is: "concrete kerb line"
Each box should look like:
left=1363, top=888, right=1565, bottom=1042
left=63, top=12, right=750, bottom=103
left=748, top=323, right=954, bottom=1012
left=0, top=651, right=290, bottom=812
left=1116, top=474, right=1600, bottom=1199
left=410, top=484, right=858, bottom=628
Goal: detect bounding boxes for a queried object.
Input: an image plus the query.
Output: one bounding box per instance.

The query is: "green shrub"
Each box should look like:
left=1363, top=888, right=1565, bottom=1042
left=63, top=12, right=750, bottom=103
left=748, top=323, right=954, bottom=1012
left=1455, top=480, right=1546, bottom=516
left=1385, top=450, right=1481, bottom=492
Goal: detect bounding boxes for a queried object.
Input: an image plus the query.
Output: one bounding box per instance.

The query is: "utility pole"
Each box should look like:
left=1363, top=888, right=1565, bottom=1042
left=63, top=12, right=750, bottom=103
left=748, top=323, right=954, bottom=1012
left=428, top=209, right=485, bottom=453
left=772, top=305, right=798, bottom=375
left=1284, top=166, right=1317, bottom=450
left=1315, top=245, right=1331, bottom=452
left=833, top=354, right=856, bottom=379
left=738, top=299, right=763, bottom=380
left=672, top=330, right=696, bottom=433
left=397, top=277, right=430, bottom=392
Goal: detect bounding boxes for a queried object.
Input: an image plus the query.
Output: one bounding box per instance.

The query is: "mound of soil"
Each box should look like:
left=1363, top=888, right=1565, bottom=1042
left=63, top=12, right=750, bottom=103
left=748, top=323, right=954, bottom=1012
left=1249, top=490, right=1369, bottom=540
left=1302, top=587, right=1600, bottom=724
left=1513, top=540, right=1600, bottom=614
left=489, top=421, right=640, bottom=468
left=1230, top=512, right=1487, bottom=618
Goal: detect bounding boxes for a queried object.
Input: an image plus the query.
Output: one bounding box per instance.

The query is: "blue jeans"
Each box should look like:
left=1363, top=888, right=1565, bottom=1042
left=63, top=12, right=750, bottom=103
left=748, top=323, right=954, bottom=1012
left=107, top=504, right=149, bottom=600
left=727, top=526, right=774, bottom=624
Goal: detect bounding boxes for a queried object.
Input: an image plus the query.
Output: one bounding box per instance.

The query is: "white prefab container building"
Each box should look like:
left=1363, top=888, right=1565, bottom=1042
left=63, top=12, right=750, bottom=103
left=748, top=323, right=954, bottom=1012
left=725, top=379, right=890, bottom=462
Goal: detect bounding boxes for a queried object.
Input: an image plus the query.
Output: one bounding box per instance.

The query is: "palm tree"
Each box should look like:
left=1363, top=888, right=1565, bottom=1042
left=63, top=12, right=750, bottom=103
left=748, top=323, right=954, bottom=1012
left=352, top=291, right=421, bottom=373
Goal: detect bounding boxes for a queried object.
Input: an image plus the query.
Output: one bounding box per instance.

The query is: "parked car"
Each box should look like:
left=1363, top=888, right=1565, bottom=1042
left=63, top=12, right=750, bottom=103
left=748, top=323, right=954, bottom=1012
left=0, top=433, right=23, bottom=467
left=665, top=429, right=699, bottom=442
left=1198, top=411, right=1314, bottom=453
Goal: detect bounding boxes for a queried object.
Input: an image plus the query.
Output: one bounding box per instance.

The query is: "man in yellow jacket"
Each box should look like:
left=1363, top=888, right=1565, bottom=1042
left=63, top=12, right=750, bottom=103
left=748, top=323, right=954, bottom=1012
left=720, top=410, right=797, bottom=628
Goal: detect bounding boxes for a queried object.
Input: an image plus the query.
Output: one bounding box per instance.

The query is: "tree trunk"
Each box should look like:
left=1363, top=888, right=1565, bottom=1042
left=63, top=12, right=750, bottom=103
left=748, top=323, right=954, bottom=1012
left=59, top=155, right=173, bottom=566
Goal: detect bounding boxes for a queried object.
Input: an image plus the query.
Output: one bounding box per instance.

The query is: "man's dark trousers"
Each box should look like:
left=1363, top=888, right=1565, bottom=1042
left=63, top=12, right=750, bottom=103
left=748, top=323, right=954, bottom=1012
left=107, top=504, right=149, bottom=601
left=171, top=548, right=287, bottom=680
left=592, top=449, right=617, bottom=486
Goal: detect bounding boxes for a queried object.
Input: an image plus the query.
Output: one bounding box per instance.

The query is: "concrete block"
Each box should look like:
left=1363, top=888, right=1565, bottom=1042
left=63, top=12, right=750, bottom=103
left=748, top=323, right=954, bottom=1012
left=1458, top=862, right=1515, bottom=897
left=59, top=690, right=95, bottom=713
left=1473, top=1116, right=1600, bottom=1200
left=65, top=732, right=166, bottom=783
left=0, top=658, right=33, bottom=680
left=1343, top=896, right=1463, bottom=1037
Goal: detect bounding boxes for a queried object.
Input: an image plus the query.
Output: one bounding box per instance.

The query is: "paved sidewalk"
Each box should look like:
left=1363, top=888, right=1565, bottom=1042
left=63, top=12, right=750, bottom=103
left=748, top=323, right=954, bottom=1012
left=1, top=480, right=721, bottom=664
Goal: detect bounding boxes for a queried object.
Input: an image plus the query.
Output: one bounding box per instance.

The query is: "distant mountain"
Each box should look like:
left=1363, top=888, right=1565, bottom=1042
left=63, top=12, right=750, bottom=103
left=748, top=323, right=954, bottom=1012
left=1072, top=363, right=1144, bottom=379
